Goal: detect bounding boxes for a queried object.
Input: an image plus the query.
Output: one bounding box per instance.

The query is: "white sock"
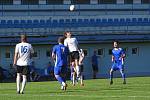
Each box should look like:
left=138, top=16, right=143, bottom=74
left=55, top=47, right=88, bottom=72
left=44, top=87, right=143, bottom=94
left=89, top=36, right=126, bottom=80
left=72, top=73, right=75, bottom=85
left=76, top=66, right=80, bottom=78
left=20, top=75, right=27, bottom=93
left=62, top=82, right=65, bottom=86
left=16, top=74, right=21, bottom=92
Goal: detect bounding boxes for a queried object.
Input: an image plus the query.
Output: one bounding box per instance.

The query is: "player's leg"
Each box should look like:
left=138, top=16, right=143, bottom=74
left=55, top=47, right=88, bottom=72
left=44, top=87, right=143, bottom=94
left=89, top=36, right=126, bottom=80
left=20, top=75, right=27, bottom=94
left=20, top=66, right=28, bottom=94
left=79, top=65, right=84, bottom=86
left=70, top=65, right=73, bottom=82
left=70, top=53, right=76, bottom=86
left=119, top=67, right=126, bottom=84
left=54, top=67, right=64, bottom=84
left=74, top=51, right=80, bottom=79
left=16, top=73, right=21, bottom=94
left=16, top=65, right=21, bottom=94
left=70, top=64, right=75, bottom=85
left=93, top=71, right=96, bottom=79
left=95, top=66, right=98, bottom=79
left=54, top=67, right=67, bottom=90
left=109, top=68, right=114, bottom=85
left=71, top=61, right=76, bottom=86
left=110, top=63, right=117, bottom=85
left=61, top=66, right=68, bottom=90
left=80, top=73, right=84, bottom=86
left=92, top=66, right=97, bottom=79
left=75, top=59, right=80, bottom=78
left=55, top=74, right=65, bottom=85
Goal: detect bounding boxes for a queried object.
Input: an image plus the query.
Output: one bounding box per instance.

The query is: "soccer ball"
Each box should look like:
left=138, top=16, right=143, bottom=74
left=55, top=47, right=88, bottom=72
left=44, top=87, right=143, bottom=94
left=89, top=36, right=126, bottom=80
left=70, top=5, right=75, bottom=11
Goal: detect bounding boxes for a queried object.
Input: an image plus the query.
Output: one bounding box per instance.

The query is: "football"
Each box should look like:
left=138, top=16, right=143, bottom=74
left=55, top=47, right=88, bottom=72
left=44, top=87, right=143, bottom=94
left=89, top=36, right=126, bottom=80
left=70, top=5, right=75, bottom=11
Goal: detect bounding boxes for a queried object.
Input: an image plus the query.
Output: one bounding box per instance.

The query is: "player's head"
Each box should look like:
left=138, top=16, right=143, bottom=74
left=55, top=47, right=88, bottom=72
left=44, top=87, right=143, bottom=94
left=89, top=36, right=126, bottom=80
left=64, top=31, right=71, bottom=38
left=113, top=41, right=119, bottom=48
left=21, top=34, right=27, bottom=42
left=58, top=36, right=65, bottom=44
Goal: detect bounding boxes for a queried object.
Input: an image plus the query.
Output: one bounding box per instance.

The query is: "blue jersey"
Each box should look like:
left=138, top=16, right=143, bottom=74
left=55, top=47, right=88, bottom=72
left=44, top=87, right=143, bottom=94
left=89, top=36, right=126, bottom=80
left=111, top=48, right=125, bottom=71
left=112, top=48, right=125, bottom=62
left=52, top=44, right=69, bottom=67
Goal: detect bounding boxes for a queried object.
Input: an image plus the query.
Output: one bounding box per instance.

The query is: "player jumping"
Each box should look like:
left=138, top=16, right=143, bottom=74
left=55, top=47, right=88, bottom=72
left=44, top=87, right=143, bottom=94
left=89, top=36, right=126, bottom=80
left=64, top=32, right=80, bottom=86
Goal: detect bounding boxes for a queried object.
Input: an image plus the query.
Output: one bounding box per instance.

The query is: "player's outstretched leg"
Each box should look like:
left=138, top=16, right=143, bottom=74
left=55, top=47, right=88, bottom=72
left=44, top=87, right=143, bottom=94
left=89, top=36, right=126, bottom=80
left=55, top=75, right=67, bottom=90
left=120, top=70, right=126, bottom=84
left=110, top=69, right=113, bottom=85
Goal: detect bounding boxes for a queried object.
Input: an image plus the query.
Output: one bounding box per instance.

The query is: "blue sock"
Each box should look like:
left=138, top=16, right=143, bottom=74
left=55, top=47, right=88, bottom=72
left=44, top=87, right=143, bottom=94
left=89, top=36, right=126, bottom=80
left=62, top=77, right=66, bottom=83
left=55, top=75, right=64, bottom=84
left=62, top=75, right=66, bottom=83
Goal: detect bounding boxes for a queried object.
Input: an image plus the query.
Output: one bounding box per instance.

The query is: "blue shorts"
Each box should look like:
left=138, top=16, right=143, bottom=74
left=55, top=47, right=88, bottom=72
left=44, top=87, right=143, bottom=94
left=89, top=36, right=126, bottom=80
left=111, top=61, right=124, bottom=71
left=54, top=66, right=67, bottom=75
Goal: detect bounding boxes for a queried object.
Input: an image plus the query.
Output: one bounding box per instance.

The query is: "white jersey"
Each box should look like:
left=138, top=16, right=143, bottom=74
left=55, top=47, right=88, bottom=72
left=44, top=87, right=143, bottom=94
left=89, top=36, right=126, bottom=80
left=15, top=42, right=34, bottom=66
left=64, top=37, right=79, bottom=52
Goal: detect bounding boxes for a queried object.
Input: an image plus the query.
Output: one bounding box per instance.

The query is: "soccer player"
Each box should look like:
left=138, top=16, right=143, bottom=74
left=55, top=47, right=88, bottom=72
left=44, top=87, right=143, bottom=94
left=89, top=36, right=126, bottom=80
left=13, top=35, right=34, bottom=94
left=91, top=51, right=99, bottom=79
left=52, top=37, right=69, bottom=90
left=109, top=41, right=126, bottom=85
left=64, top=32, right=80, bottom=86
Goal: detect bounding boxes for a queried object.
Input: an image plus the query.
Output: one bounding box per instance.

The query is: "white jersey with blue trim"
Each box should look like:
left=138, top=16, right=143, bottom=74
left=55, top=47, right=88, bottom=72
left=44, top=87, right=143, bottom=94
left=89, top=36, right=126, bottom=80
left=64, top=37, right=78, bottom=52
left=15, top=42, right=34, bottom=66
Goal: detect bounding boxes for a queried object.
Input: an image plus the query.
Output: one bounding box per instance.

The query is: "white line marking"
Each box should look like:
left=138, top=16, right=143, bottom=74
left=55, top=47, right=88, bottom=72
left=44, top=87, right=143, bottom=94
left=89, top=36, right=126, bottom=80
left=0, top=94, right=150, bottom=98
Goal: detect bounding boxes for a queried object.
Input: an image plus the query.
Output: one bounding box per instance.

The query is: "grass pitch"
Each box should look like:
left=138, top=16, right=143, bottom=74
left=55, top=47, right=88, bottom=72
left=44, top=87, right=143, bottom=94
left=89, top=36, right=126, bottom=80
left=0, top=77, right=150, bottom=100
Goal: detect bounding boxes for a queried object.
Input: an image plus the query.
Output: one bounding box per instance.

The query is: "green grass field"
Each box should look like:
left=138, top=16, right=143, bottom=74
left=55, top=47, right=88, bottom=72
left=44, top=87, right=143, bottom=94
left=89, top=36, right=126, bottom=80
left=0, top=77, right=150, bottom=100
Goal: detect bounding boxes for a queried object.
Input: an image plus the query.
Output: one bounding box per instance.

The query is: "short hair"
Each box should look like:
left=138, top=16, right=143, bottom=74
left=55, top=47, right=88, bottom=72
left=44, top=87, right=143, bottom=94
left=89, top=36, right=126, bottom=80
left=58, top=37, right=65, bottom=44
left=113, top=40, right=119, bottom=44
left=21, top=34, right=27, bottom=42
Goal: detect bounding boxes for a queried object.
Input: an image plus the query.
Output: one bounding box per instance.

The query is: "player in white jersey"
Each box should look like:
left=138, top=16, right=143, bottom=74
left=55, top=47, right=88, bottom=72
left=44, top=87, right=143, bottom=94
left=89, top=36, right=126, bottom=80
left=64, top=32, right=80, bottom=86
left=13, top=35, right=34, bottom=94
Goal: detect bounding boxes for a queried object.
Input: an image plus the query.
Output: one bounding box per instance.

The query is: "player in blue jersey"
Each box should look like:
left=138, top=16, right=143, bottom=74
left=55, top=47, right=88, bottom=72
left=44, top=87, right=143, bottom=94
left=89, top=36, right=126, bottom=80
left=52, top=37, right=69, bottom=90
left=109, top=41, right=126, bottom=85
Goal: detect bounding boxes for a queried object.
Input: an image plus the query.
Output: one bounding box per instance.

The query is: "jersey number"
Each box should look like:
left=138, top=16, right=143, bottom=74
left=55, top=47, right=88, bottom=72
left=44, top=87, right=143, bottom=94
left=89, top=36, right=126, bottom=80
left=21, top=46, right=28, bottom=53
